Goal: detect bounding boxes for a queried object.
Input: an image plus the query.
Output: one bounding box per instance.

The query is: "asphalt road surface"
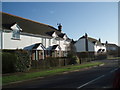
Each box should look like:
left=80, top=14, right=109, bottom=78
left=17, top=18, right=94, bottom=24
left=3, top=59, right=119, bottom=89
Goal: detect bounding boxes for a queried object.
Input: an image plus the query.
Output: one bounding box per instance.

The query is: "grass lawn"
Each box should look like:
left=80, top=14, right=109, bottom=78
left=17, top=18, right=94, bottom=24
left=3, top=62, right=103, bottom=85
left=107, top=57, right=120, bottom=60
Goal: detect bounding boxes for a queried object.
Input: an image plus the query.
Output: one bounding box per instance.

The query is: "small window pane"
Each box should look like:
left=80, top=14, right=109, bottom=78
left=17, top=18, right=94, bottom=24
left=52, top=38, right=57, bottom=44
left=12, top=30, right=20, bottom=39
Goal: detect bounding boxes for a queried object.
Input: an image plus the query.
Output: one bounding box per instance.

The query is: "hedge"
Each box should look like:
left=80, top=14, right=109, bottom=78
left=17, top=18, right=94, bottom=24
left=2, top=52, right=17, bottom=73
left=2, top=50, right=31, bottom=74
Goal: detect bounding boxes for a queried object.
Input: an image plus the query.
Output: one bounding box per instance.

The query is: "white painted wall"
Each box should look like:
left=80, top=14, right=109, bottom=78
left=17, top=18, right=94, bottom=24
left=60, top=40, right=66, bottom=51
left=2, top=31, right=70, bottom=51
left=51, top=38, right=57, bottom=45
left=52, top=32, right=58, bottom=38
left=74, top=39, right=86, bottom=52
left=3, top=32, right=42, bottom=50
left=88, top=41, right=94, bottom=51
left=74, top=38, right=106, bottom=53
left=94, top=45, right=106, bottom=52
left=46, top=38, right=49, bottom=48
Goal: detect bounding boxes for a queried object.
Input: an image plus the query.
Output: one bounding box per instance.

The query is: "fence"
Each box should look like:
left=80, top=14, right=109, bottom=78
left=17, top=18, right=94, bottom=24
left=31, top=57, right=72, bottom=70
left=76, top=52, right=107, bottom=64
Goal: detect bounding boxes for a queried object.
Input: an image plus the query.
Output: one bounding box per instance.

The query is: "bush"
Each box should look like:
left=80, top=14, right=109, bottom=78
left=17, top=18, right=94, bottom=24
left=31, top=57, right=68, bottom=69
left=95, top=54, right=107, bottom=60
left=46, top=57, right=59, bottom=67
left=15, top=50, right=31, bottom=72
left=2, top=52, right=17, bottom=73
left=2, top=50, right=31, bottom=73
left=67, top=53, right=77, bottom=65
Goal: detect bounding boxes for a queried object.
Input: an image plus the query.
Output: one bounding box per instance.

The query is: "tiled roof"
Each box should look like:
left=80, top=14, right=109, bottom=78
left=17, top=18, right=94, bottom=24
left=1, top=12, right=70, bottom=40
left=51, top=45, right=61, bottom=50
left=58, top=33, right=65, bottom=38
left=79, top=35, right=102, bottom=45
left=106, top=43, right=118, bottom=47
left=24, top=43, right=46, bottom=50
left=32, top=43, right=46, bottom=50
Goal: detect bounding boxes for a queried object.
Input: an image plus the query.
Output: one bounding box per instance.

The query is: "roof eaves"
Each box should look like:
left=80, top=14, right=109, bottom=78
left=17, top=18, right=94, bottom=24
left=1, top=11, right=57, bottom=30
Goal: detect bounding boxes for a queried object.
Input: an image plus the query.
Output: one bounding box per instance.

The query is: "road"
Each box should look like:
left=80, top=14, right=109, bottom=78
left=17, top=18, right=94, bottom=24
left=3, top=59, right=119, bottom=89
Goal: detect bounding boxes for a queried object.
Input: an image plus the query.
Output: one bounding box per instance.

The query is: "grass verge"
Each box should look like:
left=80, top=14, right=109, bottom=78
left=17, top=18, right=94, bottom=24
left=3, top=62, right=103, bottom=85
left=107, top=57, right=120, bottom=60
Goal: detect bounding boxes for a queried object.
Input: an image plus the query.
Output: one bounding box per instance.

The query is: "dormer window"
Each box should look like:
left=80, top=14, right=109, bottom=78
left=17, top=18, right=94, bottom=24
left=63, top=34, right=68, bottom=45
left=52, top=32, right=58, bottom=38
left=12, top=30, right=20, bottom=39
left=11, top=23, right=22, bottom=40
left=63, top=34, right=68, bottom=40
left=52, top=32, right=58, bottom=44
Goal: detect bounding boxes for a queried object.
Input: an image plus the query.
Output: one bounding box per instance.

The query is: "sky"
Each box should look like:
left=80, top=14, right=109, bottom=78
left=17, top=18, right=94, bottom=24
left=2, top=2, right=118, bottom=45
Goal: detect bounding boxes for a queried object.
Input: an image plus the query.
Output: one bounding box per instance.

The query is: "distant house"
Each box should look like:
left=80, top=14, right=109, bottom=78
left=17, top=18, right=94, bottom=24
left=0, top=12, right=71, bottom=60
left=105, top=42, right=119, bottom=56
left=74, top=33, right=106, bottom=55
left=105, top=43, right=118, bottom=52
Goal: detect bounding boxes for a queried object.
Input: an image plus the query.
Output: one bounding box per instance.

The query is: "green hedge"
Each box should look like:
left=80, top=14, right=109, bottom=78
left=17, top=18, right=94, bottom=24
left=2, top=50, right=31, bottom=74
left=31, top=57, right=74, bottom=70
left=67, top=53, right=77, bottom=65
left=2, top=52, right=17, bottom=73
left=15, top=50, right=31, bottom=72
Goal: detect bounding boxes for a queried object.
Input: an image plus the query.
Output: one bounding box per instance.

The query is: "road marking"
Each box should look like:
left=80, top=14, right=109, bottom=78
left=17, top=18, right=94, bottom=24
left=77, top=68, right=118, bottom=89
left=110, top=68, right=118, bottom=73
left=77, top=75, right=105, bottom=89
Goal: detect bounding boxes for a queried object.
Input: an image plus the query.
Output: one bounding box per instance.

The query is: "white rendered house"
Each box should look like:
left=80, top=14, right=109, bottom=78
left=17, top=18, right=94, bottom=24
left=74, top=33, right=106, bottom=55
left=0, top=12, right=71, bottom=60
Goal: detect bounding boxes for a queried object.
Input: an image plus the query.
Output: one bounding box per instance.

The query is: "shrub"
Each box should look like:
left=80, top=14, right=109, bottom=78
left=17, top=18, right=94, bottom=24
left=31, top=57, right=63, bottom=69
left=2, top=50, right=31, bottom=73
left=96, top=54, right=107, bottom=60
left=48, top=57, right=59, bottom=67
left=2, top=52, right=17, bottom=73
left=67, top=53, right=77, bottom=65
left=15, top=50, right=31, bottom=72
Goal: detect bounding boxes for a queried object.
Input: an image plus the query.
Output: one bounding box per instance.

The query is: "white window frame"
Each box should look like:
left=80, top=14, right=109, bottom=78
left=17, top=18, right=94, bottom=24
left=52, top=38, right=57, bottom=44
left=12, top=29, right=20, bottom=40
left=11, top=23, right=22, bottom=40
left=49, top=39, right=51, bottom=46
left=42, top=38, right=46, bottom=47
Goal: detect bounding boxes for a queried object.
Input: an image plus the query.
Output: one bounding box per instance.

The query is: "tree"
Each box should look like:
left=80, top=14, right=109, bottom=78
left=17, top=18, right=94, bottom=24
left=67, top=39, right=78, bottom=64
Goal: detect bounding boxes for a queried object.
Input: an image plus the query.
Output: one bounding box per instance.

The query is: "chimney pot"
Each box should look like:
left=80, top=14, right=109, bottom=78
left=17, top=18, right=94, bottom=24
left=57, top=23, right=62, bottom=32
left=85, top=33, right=88, bottom=38
left=99, top=38, right=101, bottom=42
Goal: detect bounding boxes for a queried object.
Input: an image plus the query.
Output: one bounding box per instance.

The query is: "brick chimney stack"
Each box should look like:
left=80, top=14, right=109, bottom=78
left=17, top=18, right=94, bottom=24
left=57, top=23, right=62, bottom=32
left=99, top=38, right=101, bottom=42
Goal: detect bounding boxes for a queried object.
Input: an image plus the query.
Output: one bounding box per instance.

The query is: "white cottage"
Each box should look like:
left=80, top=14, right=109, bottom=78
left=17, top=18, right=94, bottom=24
left=0, top=12, right=71, bottom=60
left=74, top=33, right=106, bottom=55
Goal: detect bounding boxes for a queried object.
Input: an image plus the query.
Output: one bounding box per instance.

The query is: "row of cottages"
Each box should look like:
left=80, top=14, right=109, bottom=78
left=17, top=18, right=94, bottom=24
left=74, top=33, right=106, bottom=56
left=0, top=12, right=71, bottom=60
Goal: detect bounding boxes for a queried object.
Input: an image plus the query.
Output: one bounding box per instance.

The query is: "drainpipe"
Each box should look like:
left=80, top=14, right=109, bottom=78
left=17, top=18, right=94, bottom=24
left=43, top=50, right=44, bottom=60
left=85, top=33, right=88, bottom=51
left=36, top=50, right=38, bottom=60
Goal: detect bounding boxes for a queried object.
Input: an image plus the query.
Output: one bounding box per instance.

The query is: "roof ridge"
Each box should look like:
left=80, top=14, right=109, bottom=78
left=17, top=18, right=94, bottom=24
left=1, top=11, right=57, bottom=30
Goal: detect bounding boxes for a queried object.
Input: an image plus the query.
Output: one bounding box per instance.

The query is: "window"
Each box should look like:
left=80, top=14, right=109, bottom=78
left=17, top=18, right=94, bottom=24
left=12, top=30, right=20, bottom=39
left=52, top=38, right=57, bottom=44
left=49, top=39, right=51, bottom=46
left=11, top=23, right=22, bottom=40
left=64, top=40, right=66, bottom=45
left=42, top=38, right=46, bottom=47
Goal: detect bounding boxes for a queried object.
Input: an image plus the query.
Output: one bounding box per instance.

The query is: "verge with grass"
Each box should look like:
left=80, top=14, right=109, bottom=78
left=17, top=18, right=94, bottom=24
left=3, top=62, right=103, bottom=85
left=107, top=57, right=120, bottom=60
